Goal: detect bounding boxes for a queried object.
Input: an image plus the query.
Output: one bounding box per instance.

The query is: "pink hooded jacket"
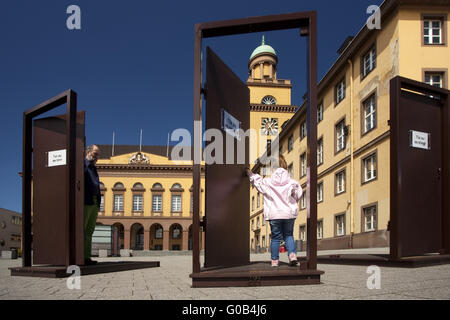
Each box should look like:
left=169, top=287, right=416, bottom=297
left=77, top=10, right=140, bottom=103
left=249, top=168, right=303, bottom=221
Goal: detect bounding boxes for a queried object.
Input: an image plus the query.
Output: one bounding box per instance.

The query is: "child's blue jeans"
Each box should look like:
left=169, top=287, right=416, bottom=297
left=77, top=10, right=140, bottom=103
left=269, top=219, right=296, bottom=260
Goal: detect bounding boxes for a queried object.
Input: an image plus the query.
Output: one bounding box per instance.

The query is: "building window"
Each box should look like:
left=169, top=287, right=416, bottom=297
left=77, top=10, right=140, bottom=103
left=363, top=94, right=377, bottom=134
left=288, top=163, right=294, bottom=178
left=170, top=183, right=184, bottom=214
left=425, top=72, right=444, bottom=88
left=261, top=95, right=277, bottom=105
left=300, top=121, right=307, bottom=140
left=336, top=214, right=345, bottom=237
left=423, top=18, right=444, bottom=45
left=112, top=182, right=125, bottom=213
left=363, top=152, right=377, bottom=184
left=113, top=194, right=124, bottom=212
left=335, top=119, right=346, bottom=153
left=251, top=219, right=255, bottom=231
left=266, top=139, right=272, bottom=156
left=257, top=193, right=261, bottom=208
left=133, top=195, right=143, bottom=212
left=100, top=195, right=105, bottom=212
left=317, top=102, right=323, bottom=123
left=335, top=79, right=346, bottom=105
left=300, top=190, right=306, bottom=210
left=300, top=153, right=307, bottom=177
left=190, top=194, right=194, bottom=213
left=317, top=182, right=323, bottom=203
left=317, top=220, right=323, bottom=240
left=152, top=195, right=162, bottom=212
left=300, top=225, right=306, bottom=241
left=172, top=225, right=182, bottom=239
left=288, top=134, right=294, bottom=152
left=155, top=225, right=163, bottom=239
left=363, top=205, right=377, bottom=232
left=362, top=46, right=376, bottom=78
left=336, top=169, right=346, bottom=195
left=171, top=195, right=182, bottom=212
left=256, top=217, right=260, bottom=228
left=252, top=196, right=255, bottom=211
left=317, top=138, right=323, bottom=166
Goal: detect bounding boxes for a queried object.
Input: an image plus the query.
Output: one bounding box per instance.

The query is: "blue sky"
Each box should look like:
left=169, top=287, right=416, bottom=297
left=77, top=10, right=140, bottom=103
left=0, top=0, right=382, bottom=212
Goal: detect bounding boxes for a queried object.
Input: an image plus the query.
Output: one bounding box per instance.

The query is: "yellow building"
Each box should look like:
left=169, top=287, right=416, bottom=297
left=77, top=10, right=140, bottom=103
left=250, top=0, right=450, bottom=252
left=96, top=145, right=205, bottom=251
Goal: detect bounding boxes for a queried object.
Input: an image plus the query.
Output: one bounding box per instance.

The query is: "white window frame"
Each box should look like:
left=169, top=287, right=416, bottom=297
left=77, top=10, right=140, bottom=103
left=317, top=220, right=323, bottom=240
left=113, top=194, right=124, bottom=211
left=171, top=195, right=182, bottom=212
left=336, top=120, right=346, bottom=152
left=317, top=103, right=323, bottom=123
left=317, top=138, right=323, bottom=165
left=336, top=79, right=346, bottom=104
left=364, top=206, right=377, bottom=232
left=152, top=194, right=162, bottom=212
left=300, top=121, right=307, bottom=140
left=300, top=226, right=306, bottom=241
left=336, top=170, right=346, bottom=194
left=363, top=154, right=377, bottom=183
left=424, top=19, right=443, bottom=45
left=133, top=194, right=143, bottom=212
left=100, top=195, right=105, bottom=212
left=363, top=95, right=377, bottom=133
left=336, top=214, right=345, bottom=236
left=300, top=153, right=307, bottom=177
left=425, top=73, right=443, bottom=88
left=300, top=191, right=306, bottom=210
left=317, top=182, right=323, bottom=203
left=363, top=47, right=376, bottom=77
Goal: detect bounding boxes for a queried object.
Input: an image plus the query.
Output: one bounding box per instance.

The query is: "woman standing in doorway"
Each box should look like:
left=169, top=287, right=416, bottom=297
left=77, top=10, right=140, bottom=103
left=246, top=155, right=302, bottom=267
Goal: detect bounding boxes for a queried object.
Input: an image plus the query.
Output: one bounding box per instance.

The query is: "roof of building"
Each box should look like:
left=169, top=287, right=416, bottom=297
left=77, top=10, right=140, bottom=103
left=0, top=208, right=21, bottom=216
left=250, top=35, right=277, bottom=61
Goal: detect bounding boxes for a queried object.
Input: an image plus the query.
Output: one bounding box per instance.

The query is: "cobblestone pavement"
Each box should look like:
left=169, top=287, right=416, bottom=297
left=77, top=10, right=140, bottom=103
left=1, top=249, right=450, bottom=300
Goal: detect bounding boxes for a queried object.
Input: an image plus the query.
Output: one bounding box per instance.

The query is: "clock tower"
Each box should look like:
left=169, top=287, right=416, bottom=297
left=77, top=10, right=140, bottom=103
left=247, top=36, right=297, bottom=165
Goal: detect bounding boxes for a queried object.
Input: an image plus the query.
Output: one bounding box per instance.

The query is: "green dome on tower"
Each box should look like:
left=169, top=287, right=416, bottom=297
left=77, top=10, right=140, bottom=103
left=250, top=36, right=277, bottom=61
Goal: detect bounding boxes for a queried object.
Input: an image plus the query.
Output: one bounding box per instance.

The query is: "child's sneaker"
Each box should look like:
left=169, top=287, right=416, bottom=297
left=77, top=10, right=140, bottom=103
left=288, top=253, right=299, bottom=267
left=271, top=260, right=279, bottom=267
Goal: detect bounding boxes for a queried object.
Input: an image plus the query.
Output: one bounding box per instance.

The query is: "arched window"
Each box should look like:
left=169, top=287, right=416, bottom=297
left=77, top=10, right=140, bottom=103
left=133, top=182, right=144, bottom=189
left=113, top=182, right=124, bottom=189
left=261, top=95, right=277, bottom=105
left=172, top=183, right=182, bottom=190
left=152, top=183, right=163, bottom=189
left=155, top=225, right=163, bottom=239
left=172, top=225, right=182, bottom=239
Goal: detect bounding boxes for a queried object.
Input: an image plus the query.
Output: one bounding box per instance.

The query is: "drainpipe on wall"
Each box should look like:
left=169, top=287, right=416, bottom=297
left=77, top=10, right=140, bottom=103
left=348, top=59, right=355, bottom=249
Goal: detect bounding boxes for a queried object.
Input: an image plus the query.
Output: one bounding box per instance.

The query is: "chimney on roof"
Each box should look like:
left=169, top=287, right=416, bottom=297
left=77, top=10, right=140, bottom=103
left=337, top=36, right=354, bottom=55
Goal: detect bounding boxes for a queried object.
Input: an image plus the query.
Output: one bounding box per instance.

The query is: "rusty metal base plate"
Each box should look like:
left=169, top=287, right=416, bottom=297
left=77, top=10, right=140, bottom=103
left=317, top=254, right=450, bottom=268
left=190, top=261, right=324, bottom=288
left=9, top=261, right=160, bottom=278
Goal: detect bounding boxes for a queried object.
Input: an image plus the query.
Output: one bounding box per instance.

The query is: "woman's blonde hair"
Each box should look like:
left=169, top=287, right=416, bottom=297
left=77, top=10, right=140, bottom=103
left=278, top=155, right=288, bottom=170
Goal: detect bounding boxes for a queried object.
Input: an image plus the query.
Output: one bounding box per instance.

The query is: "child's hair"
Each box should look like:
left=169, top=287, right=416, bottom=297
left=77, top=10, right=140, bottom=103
left=278, top=155, right=288, bottom=170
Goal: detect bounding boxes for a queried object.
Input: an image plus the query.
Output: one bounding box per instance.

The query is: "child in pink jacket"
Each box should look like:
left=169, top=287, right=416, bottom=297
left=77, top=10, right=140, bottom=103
left=246, top=155, right=302, bottom=267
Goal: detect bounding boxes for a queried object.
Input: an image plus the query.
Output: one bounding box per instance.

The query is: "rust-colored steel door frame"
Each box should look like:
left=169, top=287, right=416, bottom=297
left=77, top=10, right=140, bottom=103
left=390, top=76, right=450, bottom=260
left=192, top=11, right=318, bottom=273
left=22, top=90, right=80, bottom=267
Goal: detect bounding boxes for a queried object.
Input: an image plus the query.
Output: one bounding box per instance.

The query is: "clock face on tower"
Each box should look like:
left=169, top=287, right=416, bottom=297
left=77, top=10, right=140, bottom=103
left=261, top=118, right=279, bottom=136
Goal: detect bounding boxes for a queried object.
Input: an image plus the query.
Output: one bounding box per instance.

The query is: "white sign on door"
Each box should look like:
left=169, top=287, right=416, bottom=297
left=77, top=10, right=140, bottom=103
left=47, top=149, right=67, bottom=167
left=409, top=130, right=430, bottom=150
